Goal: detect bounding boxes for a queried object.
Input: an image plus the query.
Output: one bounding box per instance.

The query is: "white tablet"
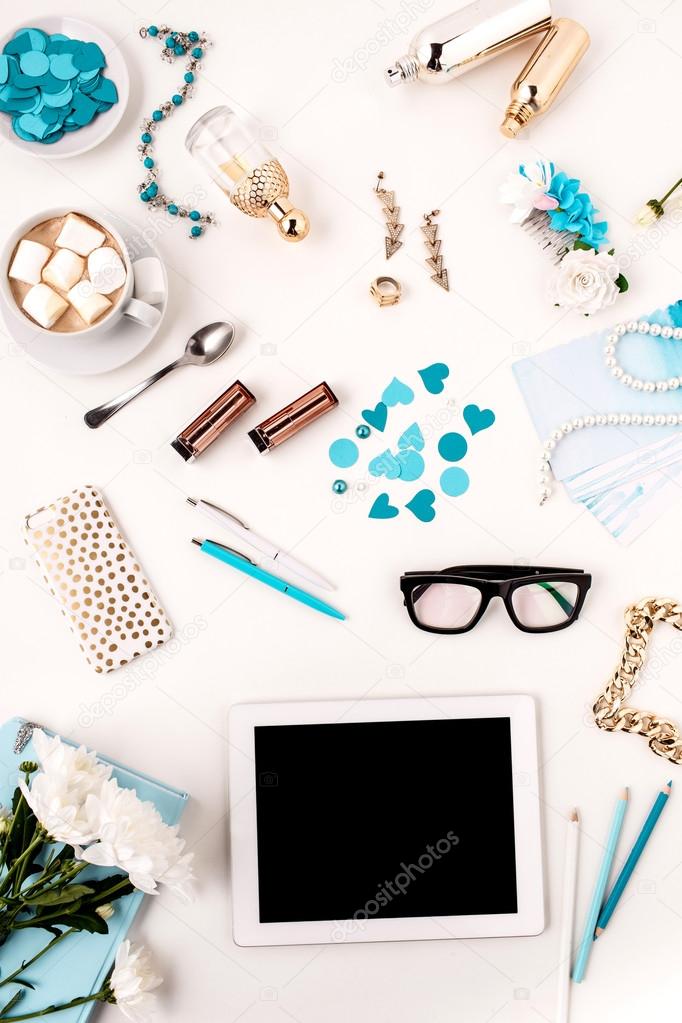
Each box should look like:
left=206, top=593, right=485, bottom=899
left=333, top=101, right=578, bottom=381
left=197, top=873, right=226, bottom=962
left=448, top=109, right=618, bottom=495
left=228, top=694, right=544, bottom=946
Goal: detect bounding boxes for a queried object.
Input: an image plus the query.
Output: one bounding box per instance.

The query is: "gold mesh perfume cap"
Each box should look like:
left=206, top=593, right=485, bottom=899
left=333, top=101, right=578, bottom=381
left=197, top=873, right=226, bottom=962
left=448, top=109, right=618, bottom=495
left=229, top=159, right=309, bottom=242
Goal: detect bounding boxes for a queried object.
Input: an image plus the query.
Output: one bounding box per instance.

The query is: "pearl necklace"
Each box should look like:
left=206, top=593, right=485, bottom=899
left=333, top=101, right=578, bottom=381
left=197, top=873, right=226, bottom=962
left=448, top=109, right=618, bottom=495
left=539, top=319, right=682, bottom=505
left=137, top=24, right=215, bottom=239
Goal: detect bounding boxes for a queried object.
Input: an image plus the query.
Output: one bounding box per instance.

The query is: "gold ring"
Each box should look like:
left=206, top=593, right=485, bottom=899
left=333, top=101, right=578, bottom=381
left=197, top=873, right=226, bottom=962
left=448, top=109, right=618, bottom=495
left=370, top=276, right=401, bottom=307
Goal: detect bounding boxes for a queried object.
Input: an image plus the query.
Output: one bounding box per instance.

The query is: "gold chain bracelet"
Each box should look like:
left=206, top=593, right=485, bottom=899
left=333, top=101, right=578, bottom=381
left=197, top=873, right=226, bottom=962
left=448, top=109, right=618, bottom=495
left=593, top=597, right=682, bottom=764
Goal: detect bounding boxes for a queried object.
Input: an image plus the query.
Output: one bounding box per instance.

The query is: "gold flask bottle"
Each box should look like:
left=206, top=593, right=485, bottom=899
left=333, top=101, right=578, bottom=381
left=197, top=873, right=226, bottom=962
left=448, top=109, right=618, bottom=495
left=500, top=18, right=590, bottom=137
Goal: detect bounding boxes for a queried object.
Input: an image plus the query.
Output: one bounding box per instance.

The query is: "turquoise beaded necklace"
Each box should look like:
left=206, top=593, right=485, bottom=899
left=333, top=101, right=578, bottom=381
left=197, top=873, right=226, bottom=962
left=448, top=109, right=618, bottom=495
left=137, top=25, right=214, bottom=238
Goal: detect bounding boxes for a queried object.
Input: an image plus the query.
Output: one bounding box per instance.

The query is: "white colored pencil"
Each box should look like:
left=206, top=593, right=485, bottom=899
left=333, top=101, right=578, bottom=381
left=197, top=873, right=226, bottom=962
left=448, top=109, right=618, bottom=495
left=557, top=808, right=580, bottom=1023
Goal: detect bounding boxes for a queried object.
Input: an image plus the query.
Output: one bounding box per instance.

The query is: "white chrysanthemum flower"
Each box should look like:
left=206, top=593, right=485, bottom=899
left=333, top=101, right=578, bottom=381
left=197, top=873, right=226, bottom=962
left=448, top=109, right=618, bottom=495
left=77, top=780, right=195, bottom=900
left=548, top=249, right=621, bottom=315
left=110, top=941, right=162, bottom=1023
left=0, top=805, right=11, bottom=835
left=19, top=729, right=112, bottom=845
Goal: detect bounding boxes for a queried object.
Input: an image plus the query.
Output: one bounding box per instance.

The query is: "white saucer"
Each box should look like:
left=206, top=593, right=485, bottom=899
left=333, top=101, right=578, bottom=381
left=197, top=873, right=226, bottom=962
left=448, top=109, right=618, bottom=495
left=0, top=17, right=129, bottom=160
left=0, top=213, right=168, bottom=376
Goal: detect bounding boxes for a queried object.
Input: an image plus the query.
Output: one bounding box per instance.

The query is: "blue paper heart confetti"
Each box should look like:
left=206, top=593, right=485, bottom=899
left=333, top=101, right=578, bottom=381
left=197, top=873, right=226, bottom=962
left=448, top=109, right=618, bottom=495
left=369, top=493, right=399, bottom=519
left=382, top=377, right=414, bottom=408
left=369, top=450, right=402, bottom=480
left=418, top=362, right=450, bottom=394
left=463, top=403, right=496, bottom=435
left=361, top=402, right=388, bottom=432
left=405, top=489, right=436, bottom=523
left=0, top=26, right=118, bottom=146
left=397, top=422, right=424, bottom=451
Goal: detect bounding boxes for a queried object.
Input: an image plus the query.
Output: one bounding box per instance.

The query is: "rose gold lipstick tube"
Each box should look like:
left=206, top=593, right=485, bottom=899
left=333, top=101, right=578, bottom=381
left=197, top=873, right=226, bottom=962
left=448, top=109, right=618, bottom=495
left=248, top=382, right=338, bottom=453
left=172, top=380, right=256, bottom=461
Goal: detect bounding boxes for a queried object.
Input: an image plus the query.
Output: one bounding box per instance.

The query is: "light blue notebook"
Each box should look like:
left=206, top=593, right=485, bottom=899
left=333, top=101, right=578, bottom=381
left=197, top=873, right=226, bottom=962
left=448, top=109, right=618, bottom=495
left=512, top=299, right=682, bottom=481
left=0, top=718, right=188, bottom=1021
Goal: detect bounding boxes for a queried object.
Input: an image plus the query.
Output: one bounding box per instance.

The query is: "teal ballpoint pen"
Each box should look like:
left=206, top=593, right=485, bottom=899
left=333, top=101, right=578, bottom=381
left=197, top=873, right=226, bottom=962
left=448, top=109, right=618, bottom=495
left=192, top=538, right=345, bottom=621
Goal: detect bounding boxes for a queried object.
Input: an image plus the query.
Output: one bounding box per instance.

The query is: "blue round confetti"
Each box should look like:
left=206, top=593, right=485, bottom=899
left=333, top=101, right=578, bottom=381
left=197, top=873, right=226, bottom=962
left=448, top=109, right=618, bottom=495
left=329, top=438, right=359, bottom=468
left=19, top=51, right=50, bottom=77
left=438, top=432, right=468, bottom=462
left=440, top=467, right=470, bottom=497
left=49, top=53, right=78, bottom=81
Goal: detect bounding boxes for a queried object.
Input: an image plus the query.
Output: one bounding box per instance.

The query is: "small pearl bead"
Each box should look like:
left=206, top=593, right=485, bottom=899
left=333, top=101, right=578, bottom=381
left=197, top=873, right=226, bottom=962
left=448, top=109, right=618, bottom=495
left=551, top=429, right=563, bottom=442
left=626, top=320, right=638, bottom=333
left=649, top=323, right=661, bottom=337
left=596, top=414, right=608, bottom=426
left=606, top=333, right=619, bottom=345
left=584, top=415, right=596, bottom=427
left=544, top=439, right=556, bottom=452
left=539, top=487, right=551, bottom=502
left=561, top=422, right=573, bottom=434
left=611, top=366, right=624, bottom=379
left=656, top=381, right=669, bottom=391
left=631, top=414, right=642, bottom=425
left=655, top=414, right=666, bottom=426
left=638, top=321, right=650, bottom=333
left=607, top=413, right=619, bottom=425
left=674, top=328, right=682, bottom=340
left=643, top=414, right=655, bottom=426
left=538, top=472, right=550, bottom=485
left=661, top=326, right=673, bottom=339
left=622, top=374, right=633, bottom=387
left=669, top=378, right=680, bottom=390
left=643, top=381, right=656, bottom=392
left=572, top=417, right=584, bottom=429
left=619, top=414, right=631, bottom=425
left=667, top=414, right=678, bottom=426
left=605, top=356, right=617, bottom=369
left=615, top=323, right=626, bottom=336
left=632, top=379, right=643, bottom=391
left=604, top=344, right=616, bottom=356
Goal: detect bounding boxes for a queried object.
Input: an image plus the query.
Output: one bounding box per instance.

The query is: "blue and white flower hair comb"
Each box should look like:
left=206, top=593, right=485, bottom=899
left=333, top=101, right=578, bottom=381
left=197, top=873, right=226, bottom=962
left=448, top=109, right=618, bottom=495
left=500, top=159, right=629, bottom=316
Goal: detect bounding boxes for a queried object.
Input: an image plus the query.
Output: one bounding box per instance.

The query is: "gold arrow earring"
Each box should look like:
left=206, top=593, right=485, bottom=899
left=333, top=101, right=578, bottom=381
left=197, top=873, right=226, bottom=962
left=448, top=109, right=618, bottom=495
left=422, top=209, right=449, bottom=291
left=374, top=171, right=404, bottom=259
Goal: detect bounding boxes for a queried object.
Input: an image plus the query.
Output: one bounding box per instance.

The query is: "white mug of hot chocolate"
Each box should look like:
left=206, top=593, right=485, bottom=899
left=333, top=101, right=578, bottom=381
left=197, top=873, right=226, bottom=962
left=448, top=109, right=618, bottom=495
left=2, top=208, right=162, bottom=338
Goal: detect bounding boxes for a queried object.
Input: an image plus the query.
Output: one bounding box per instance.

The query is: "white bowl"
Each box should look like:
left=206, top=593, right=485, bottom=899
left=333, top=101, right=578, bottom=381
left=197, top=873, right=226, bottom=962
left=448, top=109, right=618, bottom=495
left=0, top=16, right=129, bottom=160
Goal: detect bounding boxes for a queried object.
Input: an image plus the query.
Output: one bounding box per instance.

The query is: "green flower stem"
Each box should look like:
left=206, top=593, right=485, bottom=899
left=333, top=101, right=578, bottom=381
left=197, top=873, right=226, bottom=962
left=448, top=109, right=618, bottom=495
left=0, top=989, right=110, bottom=1021
left=660, top=176, right=682, bottom=205
left=0, top=929, right=75, bottom=989
left=90, top=878, right=131, bottom=902
left=0, top=833, right=45, bottom=898
left=0, top=796, right=25, bottom=870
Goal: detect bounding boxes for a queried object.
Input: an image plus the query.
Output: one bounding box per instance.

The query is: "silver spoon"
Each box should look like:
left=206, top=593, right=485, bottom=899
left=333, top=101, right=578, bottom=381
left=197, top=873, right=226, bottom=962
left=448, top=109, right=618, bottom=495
left=84, top=322, right=235, bottom=429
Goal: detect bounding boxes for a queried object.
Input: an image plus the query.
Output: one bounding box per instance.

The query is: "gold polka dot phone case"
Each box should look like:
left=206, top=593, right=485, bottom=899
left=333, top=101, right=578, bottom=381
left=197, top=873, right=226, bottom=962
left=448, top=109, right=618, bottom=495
left=23, top=485, right=173, bottom=674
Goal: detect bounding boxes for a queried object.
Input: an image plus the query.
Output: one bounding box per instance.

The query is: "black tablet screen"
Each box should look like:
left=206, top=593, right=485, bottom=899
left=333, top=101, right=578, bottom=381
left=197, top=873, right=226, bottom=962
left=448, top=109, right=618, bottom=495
left=254, top=717, right=518, bottom=924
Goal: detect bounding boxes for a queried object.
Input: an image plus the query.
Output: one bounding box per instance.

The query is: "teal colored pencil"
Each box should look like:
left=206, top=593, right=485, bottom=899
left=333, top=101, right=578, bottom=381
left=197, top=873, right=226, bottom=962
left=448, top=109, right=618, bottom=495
left=572, top=788, right=628, bottom=984
left=595, top=780, right=672, bottom=937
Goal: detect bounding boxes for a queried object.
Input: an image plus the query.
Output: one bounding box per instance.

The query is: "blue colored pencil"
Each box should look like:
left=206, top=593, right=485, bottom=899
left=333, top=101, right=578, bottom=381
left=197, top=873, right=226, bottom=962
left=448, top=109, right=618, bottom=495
left=595, top=780, right=672, bottom=937
left=572, top=788, right=628, bottom=984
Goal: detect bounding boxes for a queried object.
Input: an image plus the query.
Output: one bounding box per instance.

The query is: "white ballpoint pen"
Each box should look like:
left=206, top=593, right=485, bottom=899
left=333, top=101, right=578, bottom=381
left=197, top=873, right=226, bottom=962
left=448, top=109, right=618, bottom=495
left=186, top=497, right=334, bottom=591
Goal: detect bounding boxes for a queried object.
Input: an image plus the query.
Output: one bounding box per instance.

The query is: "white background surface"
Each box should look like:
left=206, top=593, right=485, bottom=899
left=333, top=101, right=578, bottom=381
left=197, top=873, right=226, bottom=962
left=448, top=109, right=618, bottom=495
left=2, top=1, right=682, bottom=1020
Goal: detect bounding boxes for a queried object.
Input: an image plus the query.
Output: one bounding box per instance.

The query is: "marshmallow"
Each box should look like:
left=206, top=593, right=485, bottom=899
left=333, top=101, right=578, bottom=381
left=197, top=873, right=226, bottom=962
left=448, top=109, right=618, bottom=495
left=67, top=280, right=112, bottom=326
left=42, top=248, right=85, bottom=292
left=8, top=238, right=52, bottom=285
left=22, top=283, right=69, bottom=329
left=55, top=214, right=106, bottom=256
left=88, top=246, right=126, bottom=295
left=133, top=256, right=165, bottom=305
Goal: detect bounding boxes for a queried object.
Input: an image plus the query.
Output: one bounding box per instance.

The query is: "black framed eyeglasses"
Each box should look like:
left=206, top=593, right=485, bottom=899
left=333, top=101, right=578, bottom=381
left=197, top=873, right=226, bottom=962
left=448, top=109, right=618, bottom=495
left=400, top=565, right=592, bottom=635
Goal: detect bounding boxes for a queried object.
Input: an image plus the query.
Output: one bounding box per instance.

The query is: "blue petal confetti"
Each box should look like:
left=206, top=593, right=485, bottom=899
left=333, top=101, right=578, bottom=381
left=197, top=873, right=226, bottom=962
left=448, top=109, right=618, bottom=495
left=0, top=26, right=118, bottom=146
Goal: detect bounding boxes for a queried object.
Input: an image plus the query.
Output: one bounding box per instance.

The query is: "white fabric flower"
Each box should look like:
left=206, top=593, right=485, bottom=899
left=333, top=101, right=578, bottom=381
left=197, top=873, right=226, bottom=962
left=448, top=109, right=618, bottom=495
left=77, top=780, right=195, bottom=900
left=19, top=730, right=112, bottom=845
left=499, top=159, right=558, bottom=224
left=0, top=805, right=10, bottom=835
left=110, top=941, right=162, bottom=1023
left=548, top=248, right=621, bottom=315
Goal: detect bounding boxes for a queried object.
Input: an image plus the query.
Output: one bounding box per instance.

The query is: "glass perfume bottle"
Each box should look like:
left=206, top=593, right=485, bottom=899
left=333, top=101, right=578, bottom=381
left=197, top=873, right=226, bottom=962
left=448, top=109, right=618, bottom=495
left=500, top=18, right=589, bottom=137
left=185, top=106, right=309, bottom=242
left=385, top=0, right=552, bottom=87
